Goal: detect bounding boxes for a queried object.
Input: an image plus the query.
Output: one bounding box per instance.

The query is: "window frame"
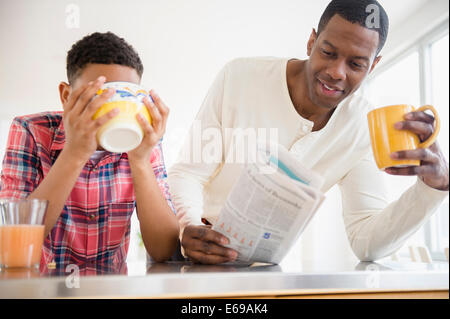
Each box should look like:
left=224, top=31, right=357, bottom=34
left=367, top=19, right=449, bottom=262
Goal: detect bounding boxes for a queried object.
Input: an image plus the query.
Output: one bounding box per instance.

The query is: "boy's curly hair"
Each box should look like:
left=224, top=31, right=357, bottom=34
left=66, top=32, right=144, bottom=84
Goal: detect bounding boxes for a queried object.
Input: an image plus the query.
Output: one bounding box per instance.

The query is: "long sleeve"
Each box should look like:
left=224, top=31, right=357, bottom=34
left=339, top=153, right=449, bottom=261
left=167, top=65, right=227, bottom=236
left=149, top=140, right=176, bottom=215
left=0, top=117, right=42, bottom=200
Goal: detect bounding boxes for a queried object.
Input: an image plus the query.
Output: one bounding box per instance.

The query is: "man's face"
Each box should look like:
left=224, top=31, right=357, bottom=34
left=59, top=63, right=141, bottom=106
left=305, top=14, right=381, bottom=109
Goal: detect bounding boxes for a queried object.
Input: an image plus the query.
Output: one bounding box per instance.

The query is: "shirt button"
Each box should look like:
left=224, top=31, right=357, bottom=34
left=89, top=214, right=96, bottom=221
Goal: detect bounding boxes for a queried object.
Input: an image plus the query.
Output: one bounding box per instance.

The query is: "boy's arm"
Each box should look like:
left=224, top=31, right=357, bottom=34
left=129, top=148, right=179, bottom=262
left=27, top=77, right=116, bottom=237
left=127, top=91, right=179, bottom=262
left=0, top=118, right=86, bottom=238
left=28, top=149, right=89, bottom=237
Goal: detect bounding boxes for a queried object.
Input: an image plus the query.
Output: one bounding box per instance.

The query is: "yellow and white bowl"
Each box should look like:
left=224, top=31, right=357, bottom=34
left=93, top=81, right=152, bottom=153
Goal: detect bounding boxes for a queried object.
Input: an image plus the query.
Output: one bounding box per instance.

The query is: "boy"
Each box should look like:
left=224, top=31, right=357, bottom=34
left=0, top=32, right=179, bottom=267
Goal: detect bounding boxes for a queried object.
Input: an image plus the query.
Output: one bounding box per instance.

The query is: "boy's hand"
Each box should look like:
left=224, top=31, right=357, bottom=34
left=127, top=90, right=169, bottom=163
left=63, top=76, right=117, bottom=161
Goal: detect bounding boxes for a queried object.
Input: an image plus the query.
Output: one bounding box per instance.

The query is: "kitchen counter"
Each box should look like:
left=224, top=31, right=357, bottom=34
left=0, top=258, right=448, bottom=298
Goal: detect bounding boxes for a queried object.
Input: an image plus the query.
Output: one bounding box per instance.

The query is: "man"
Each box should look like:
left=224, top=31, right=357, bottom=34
left=0, top=32, right=179, bottom=267
left=168, top=0, right=449, bottom=264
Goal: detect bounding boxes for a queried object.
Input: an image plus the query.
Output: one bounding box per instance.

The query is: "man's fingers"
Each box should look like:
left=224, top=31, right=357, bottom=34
left=181, top=225, right=238, bottom=265
left=185, top=237, right=237, bottom=259
left=395, top=120, right=434, bottom=141
left=385, top=165, right=439, bottom=177
left=185, top=249, right=234, bottom=265
left=391, top=148, right=439, bottom=164
left=184, top=225, right=230, bottom=246
left=404, top=111, right=435, bottom=124
left=395, top=110, right=437, bottom=142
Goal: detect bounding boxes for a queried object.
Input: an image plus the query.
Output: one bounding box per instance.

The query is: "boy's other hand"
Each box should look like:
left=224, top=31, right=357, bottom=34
left=127, top=90, right=169, bottom=163
left=62, top=76, right=117, bottom=161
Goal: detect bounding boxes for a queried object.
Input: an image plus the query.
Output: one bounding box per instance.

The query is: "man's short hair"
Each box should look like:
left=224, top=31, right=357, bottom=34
left=317, top=0, right=389, bottom=55
left=66, top=31, right=144, bottom=84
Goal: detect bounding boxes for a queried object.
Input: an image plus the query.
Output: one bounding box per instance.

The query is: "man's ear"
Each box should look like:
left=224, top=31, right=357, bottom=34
left=307, top=28, right=318, bottom=57
left=58, top=82, right=71, bottom=108
left=369, top=56, right=382, bottom=74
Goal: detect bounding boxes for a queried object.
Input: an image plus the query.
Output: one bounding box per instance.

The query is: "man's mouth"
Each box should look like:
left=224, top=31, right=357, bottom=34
left=317, top=79, right=344, bottom=97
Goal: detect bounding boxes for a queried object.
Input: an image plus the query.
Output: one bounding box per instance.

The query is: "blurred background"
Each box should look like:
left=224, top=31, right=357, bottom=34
left=0, top=0, right=448, bottom=268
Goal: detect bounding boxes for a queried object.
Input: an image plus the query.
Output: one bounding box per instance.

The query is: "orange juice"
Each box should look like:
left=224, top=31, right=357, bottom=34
left=0, top=225, right=45, bottom=268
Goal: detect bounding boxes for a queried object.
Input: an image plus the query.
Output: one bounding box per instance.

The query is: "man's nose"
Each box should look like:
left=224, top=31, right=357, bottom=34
left=326, top=59, right=346, bottom=81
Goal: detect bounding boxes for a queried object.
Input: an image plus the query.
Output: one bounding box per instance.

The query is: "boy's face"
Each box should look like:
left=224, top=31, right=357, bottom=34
left=59, top=63, right=141, bottom=106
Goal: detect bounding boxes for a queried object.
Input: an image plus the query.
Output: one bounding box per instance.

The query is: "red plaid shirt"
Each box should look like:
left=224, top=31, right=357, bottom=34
left=0, top=111, right=175, bottom=268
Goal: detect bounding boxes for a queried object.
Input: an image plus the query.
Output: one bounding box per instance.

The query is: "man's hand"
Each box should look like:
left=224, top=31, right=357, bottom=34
left=63, top=76, right=117, bottom=161
left=182, top=225, right=239, bottom=264
left=127, top=90, right=169, bottom=163
left=386, top=110, right=449, bottom=191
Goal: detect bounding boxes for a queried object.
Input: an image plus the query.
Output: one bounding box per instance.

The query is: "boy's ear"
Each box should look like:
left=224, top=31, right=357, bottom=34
left=58, top=82, right=71, bottom=108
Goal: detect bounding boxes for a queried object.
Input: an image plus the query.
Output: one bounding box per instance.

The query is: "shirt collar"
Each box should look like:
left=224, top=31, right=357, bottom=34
left=50, top=118, right=66, bottom=151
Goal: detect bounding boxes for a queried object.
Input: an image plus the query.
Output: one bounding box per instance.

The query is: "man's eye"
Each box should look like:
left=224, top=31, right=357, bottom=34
left=322, top=49, right=332, bottom=56
left=352, top=62, right=363, bottom=68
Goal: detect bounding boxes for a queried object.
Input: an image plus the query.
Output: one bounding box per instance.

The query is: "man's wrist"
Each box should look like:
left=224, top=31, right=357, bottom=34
left=421, top=176, right=450, bottom=192
left=420, top=176, right=449, bottom=192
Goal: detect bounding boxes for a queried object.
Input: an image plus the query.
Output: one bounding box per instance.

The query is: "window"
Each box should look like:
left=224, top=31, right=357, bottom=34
left=429, top=33, right=449, bottom=257
left=366, top=21, right=449, bottom=261
left=368, top=51, right=421, bottom=106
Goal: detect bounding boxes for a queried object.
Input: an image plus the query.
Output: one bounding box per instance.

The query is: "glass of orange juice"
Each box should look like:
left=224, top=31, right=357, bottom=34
left=0, top=199, right=48, bottom=269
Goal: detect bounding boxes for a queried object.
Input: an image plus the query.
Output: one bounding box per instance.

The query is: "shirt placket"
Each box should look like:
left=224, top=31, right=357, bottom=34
left=86, top=162, right=100, bottom=261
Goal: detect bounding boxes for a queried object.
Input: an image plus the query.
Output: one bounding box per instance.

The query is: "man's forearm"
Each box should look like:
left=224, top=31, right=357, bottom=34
left=345, top=178, right=448, bottom=261
left=129, top=158, right=179, bottom=262
left=28, top=148, right=87, bottom=237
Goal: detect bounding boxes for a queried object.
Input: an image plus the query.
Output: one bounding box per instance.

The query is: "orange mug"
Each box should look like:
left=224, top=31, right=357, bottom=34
left=367, top=104, right=440, bottom=170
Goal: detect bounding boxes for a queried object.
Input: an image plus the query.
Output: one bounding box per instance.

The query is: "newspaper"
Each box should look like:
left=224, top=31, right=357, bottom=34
left=212, top=144, right=325, bottom=264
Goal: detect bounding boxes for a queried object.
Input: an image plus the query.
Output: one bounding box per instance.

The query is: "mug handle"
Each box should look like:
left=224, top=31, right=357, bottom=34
left=416, top=105, right=440, bottom=149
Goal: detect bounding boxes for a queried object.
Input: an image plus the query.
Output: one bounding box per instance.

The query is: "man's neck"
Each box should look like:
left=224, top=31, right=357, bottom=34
left=286, top=59, right=336, bottom=132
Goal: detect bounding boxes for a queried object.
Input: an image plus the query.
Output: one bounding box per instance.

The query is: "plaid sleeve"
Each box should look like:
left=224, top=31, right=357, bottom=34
left=0, top=117, right=42, bottom=200
left=150, top=140, right=176, bottom=214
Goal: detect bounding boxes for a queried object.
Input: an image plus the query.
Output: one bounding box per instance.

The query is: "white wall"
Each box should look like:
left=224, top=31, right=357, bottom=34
left=1, top=0, right=444, bottom=265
